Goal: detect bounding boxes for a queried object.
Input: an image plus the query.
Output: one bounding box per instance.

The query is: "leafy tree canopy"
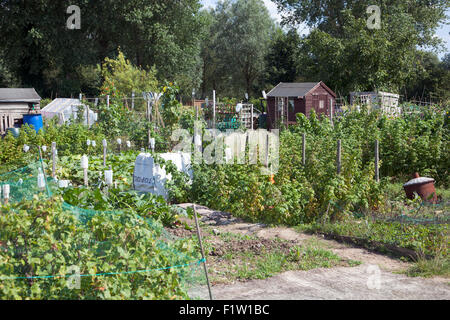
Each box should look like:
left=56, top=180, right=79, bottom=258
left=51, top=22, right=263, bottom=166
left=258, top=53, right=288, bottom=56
left=265, top=28, right=303, bottom=86
left=201, top=0, right=276, bottom=97
left=274, top=0, right=449, bottom=94
left=0, top=0, right=205, bottom=97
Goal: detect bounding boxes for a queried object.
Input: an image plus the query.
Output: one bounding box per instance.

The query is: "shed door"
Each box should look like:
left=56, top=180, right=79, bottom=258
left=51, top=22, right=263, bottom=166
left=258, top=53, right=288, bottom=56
left=313, top=94, right=328, bottom=115
left=319, top=95, right=328, bottom=115
left=312, top=94, right=319, bottom=113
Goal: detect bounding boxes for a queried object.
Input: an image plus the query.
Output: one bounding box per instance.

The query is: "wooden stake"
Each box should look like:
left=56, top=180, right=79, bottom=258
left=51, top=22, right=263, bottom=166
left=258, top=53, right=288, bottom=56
left=86, top=105, right=90, bottom=128
left=375, top=139, right=380, bottom=182
left=286, top=97, right=288, bottom=128
left=148, top=130, right=152, bottom=151
left=330, top=98, right=334, bottom=126
left=302, top=133, right=306, bottom=166
left=193, top=204, right=213, bottom=301
left=213, top=90, right=216, bottom=130
left=251, top=104, right=254, bottom=130
left=337, top=139, right=342, bottom=175
left=266, top=131, right=270, bottom=168
left=103, top=140, right=107, bottom=167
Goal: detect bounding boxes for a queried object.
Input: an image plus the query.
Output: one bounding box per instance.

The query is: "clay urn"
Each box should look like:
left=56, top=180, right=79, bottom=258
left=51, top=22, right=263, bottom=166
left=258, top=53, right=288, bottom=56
left=403, top=173, right=437, bottom=203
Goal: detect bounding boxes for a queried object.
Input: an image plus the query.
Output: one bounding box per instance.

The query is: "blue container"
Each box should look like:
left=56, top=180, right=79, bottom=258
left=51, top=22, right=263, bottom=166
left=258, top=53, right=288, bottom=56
left=23, top=114, right=44, bottom=133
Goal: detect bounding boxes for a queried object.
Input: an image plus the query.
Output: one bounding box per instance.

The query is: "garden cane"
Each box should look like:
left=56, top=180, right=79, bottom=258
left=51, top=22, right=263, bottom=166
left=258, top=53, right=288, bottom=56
left=193, top=204, right=213, bottom=300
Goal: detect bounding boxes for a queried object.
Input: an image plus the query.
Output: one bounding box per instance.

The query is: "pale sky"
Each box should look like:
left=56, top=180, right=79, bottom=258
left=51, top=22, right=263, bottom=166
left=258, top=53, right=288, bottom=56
left=200, top=0, right=450, bottom=59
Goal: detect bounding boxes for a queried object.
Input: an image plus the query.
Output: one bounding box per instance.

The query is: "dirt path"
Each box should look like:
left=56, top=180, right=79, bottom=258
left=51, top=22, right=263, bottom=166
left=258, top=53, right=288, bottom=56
left=177, top=204, right=450, bottom=300
left=196, top=266, right=449, bottom=300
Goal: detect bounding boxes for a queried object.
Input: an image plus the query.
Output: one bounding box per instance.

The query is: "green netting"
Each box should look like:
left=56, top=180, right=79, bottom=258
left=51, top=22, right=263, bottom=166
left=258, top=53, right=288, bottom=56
left=0, top=161, right=52, bottom=202
left=0, top=160, right=209, bottom=300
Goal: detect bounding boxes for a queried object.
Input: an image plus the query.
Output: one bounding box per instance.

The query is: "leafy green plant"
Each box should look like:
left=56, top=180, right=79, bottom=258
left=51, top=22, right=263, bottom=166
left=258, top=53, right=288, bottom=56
left=161, top=82, right=183, bottom=130
left=62, top=187, right=180, bottom=227
left=302, top=219, right=448, bottom=258
left=0, top=196, right=200, bottom=300
left=50, top=152, right=138, bottom=188
left=100, top=49, right=158, bottom=98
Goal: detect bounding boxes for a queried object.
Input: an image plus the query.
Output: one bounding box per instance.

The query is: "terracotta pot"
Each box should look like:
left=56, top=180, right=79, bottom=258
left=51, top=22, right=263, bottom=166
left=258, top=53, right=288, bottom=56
left=403, top=173, right=437, bottom=203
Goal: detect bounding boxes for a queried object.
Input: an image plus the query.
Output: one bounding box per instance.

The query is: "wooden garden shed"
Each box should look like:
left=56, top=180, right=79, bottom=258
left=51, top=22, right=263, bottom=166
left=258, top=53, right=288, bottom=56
left=0, top=88, right=41, bottom=134
left=266, top=82, right=336, bottom=129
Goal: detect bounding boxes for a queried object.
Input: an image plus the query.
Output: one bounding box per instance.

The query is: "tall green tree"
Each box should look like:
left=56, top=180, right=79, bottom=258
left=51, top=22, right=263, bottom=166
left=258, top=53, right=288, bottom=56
left=274, top=0, right=449, bottom=94
left=403, top=51, right=450, bottom=103
left=199, top=9, right=219, bottom=98
left=265, top=28, right=303, bottom=86
left=201, top=0, right=276, bottom=97
left=0, top=53, right=20, bottom=88
left=442, top=53, right=450, bottom=70
left=0, top=0, right=206, bottom=97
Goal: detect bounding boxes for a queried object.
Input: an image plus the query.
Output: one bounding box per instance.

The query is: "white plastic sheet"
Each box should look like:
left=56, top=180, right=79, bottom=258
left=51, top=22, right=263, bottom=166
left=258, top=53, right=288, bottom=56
left=133, top=152, right=192, bottom=200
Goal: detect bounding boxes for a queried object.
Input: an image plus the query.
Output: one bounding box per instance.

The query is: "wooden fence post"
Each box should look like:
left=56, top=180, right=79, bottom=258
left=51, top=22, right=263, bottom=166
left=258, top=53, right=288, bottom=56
left=147, top=100, right=151, bottom=121
left=86, top=105, right=90, bottom=128
left=107, top=95, right=110, bottom=107
left=302, top=133, right=306, bottom=166
left=337, top=139, right=342, bottom=174
left=375, top=139, right=380, bottom=182
left=266, top=131, right=270, bottom=168
left=330, top=98, right=334, bottom=126
left=148, top=130, right=152, bottom=150
left=251, top=104, right=254, bottom=130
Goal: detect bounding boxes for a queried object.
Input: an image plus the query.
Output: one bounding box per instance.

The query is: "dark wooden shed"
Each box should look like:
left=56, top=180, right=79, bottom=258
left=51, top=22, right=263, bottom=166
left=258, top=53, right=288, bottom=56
left=266, top=82, right=336, bottom=129
left=0, top=88, right=41, bottom=134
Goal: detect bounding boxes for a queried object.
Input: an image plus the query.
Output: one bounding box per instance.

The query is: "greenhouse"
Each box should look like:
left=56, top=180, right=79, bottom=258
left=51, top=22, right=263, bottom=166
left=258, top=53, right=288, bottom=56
left=41, top=98, right=98, bottom=126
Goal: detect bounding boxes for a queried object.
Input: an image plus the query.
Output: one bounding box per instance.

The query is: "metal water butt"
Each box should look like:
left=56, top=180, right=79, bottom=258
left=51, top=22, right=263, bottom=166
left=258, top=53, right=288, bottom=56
left=403, top=173, right=437, bottom=203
